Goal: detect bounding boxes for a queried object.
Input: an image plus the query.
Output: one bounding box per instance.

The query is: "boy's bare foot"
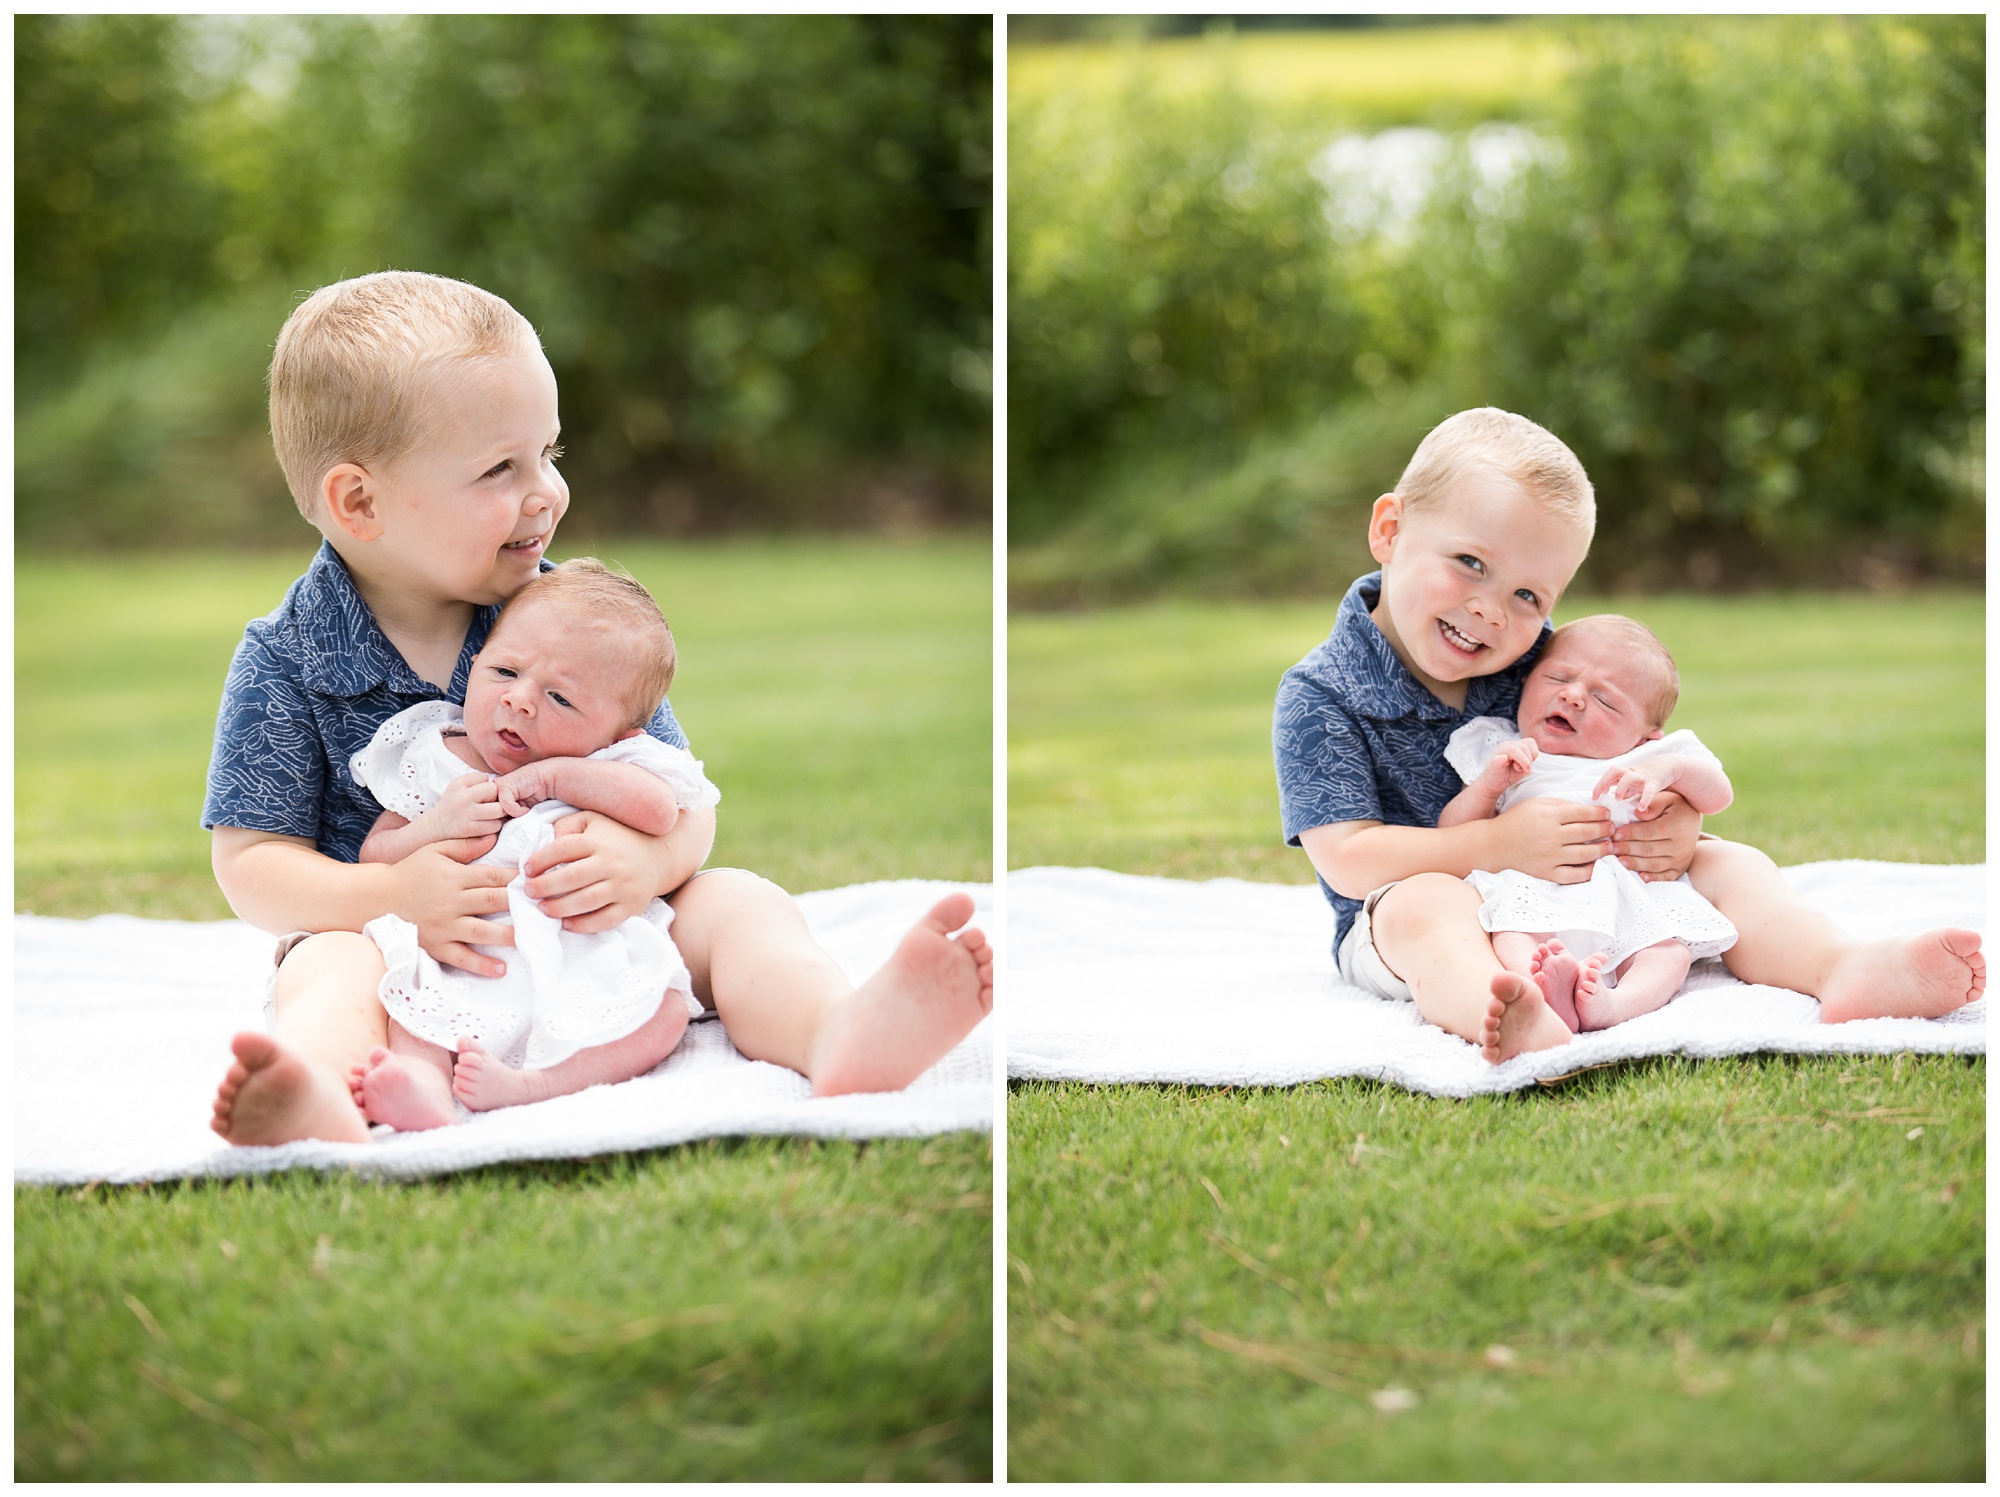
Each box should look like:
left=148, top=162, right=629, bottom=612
left=211, top=1032, right=370, bottom=1146
left=350, top=1046, right=458, bottom=1131
left=1570, top=952, right=1613, bottom=1031
left=1530, top=940, right=1581, bottom=1032
left=1818, top=929, right=1986, bottom=1024
left=452, top=1037, right=551, bottom=1112
left=1479, top=972, right=1572, bottom=1065
left=808, top=893, right=995, bottom=1097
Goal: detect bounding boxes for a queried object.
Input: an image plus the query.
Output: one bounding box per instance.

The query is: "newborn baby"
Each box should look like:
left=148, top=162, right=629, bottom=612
left=1438, top=613, right=1737, bottom=1033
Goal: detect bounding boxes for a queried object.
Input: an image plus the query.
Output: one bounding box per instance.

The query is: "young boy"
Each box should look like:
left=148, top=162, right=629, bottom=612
left=207, top=271, right=992, bottom=1145
left=1274, top=407, right=1984, bottom=1064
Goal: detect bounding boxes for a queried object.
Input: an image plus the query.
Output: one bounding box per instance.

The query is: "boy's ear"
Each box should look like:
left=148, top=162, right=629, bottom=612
left=321, top=463, right=383, bottom=542
left=1366, top=493, right=1404, bottom=566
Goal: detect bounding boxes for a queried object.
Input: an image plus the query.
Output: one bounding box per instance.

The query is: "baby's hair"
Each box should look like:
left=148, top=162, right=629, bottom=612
left=497, top=559, right=677, bottom=731
left=1395, top=407, right=1596, bottom=541
left=1546, top=613, right=1679, bottom=726
left=269, top=270, right=542, bottom=519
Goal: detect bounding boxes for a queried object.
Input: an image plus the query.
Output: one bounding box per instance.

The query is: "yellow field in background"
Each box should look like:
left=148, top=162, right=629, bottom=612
left=1007, top=20, right=1570, bottom=116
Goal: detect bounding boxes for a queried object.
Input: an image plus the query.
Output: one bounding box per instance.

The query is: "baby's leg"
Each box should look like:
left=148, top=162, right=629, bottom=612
left=1368, top=874, right=1573, bottom=1064
left=349, top=1022, right=459, bottom=1131
left=211, top=933, right=386, bottom=1146
left=1573, top=941, right=1691, bottom=1031
left=1691, top=839, right=1984, bottom=1021
left=666, top=871, right=994, bottom=1096
left=453, top=995, right=692, bottom=1112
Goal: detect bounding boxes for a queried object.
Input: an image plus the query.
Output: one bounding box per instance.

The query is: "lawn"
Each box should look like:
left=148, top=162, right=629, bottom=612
left=1007, top=590, right=1983, bottom=1481
left=15, top=534, right=994, bottom=1482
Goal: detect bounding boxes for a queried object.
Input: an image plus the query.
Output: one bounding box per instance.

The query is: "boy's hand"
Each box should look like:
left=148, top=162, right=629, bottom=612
left=1593, top=760, right=1671, bottom=815
left=520, top=810, right=669, bottom=932
left=391, top=842, right=516, bottom=977
left=1492, top=797, right=1614, bottom=883
left=1478, top=739, right=1538, bottom=793
left=1610, top=791, right=1699, bottom=881
left=416, top=772, right=508, bottom=843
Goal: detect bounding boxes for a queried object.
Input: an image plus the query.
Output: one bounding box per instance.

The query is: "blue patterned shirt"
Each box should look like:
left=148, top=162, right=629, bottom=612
left=1273, top=571, right=1548, bottom=953
left=201, top=540, right=688, bottom=863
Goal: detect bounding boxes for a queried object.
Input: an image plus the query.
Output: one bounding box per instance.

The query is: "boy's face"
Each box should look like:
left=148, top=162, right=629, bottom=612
left=462, top=598, right=642, bottom=774
left=1366, top=472, right=1587, bottom=702
left=361, top=349, right=571, bottom=608
left=1517, top=631, right=1665, bottom=759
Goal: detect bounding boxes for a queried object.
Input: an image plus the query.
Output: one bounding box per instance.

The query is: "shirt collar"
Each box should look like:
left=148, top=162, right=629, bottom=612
left=293, top=540, right=501, bottom=699
left=1309, top=571, right=1546, bottom=722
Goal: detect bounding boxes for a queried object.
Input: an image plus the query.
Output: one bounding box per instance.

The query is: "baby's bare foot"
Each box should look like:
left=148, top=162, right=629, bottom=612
left=452, top=1037, right=550, bottom=1112
left=352, top=1046, right=458, bottom=1131
left=1571, top=952, right=1613, bottom=1031
left=808, top=893, right=994, bottom=1097
left=1479, top=972, right=1572, bottom=1065
left=211, top=1032, right=370, bottom=1146
left=1818, top=929, right=1986, bottom=1024
left=1530, top=940, right=1581, bottom=1032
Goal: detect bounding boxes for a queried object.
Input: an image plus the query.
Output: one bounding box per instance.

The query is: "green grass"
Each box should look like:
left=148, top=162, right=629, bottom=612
left=1007, top=590, right=1983, bottom=1481
left=15, top=535, right=994, bottom=1481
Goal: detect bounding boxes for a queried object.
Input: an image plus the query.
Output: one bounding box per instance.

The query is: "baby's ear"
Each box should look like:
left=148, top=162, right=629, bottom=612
left=615, top=726, right=644, bottom=741
left=1643, top=728, right=1666, bottom=741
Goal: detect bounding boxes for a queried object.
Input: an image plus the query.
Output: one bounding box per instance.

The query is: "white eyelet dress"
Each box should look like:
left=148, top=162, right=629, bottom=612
left=1445, top=717, right=1738, bottom=978
left=350, top=702, right=721, bottom=1069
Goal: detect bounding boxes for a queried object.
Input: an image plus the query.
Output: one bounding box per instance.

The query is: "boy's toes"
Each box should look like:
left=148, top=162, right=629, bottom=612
left=923, top=893, right=976, bottom=936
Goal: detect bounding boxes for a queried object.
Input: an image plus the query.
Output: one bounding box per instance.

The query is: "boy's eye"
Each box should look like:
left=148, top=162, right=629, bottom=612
left=1458, top=554, right=1484, bottom=573
left=546, top=443, right=565, bottom=463
left=481, top=459, right=513, bottom=480
left=1514, top=588, right=1540, bottom=606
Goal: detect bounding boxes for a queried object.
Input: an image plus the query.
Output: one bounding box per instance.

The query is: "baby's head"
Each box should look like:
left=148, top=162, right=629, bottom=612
left=461, top=559, right=678, bottom=775
left=269, top=270, right=569, bottom=605
left=1367, top=408, right=1596, bottom=696
left=1516, top=614, right=1679, bottom=759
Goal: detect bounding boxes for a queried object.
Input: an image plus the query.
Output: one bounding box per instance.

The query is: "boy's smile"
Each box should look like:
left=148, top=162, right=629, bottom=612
left=1366, top=472, right=1588, bottom=708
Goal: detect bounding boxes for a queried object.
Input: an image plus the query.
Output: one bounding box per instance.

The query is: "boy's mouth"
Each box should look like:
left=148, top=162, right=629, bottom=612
left=1436, top=618, right=1484, bottom=657
left=502, top=534, right=546, bottom=555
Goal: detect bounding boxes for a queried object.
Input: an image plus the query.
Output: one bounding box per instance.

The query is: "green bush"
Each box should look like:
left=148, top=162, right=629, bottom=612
left=1008, top=17, right=1984, bottom=596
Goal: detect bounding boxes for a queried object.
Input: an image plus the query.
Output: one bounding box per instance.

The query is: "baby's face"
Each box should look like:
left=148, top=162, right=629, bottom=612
left=462, top=599, right=641, bottom=773
left=1516, top=630, right=1663, bottom=759
left=1368, top=471, right=1588, bottom=701
left=363, top=349, right=571, bottom=608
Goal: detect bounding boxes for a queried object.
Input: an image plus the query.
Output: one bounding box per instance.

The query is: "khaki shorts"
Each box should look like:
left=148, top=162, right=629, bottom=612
left=1336, top=883, right=1414, bottom=1003
left=262, top=930, right=317, bottom=1028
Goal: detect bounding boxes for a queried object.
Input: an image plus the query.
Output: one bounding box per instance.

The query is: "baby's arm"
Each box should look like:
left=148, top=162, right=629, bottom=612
left=1595, top=753, right=1733, bottom=816
left=1436, top=739, right=1538, bottom=828
left=496, top=757, right=681, bottom=837
left=357, top=773, right=508, bottom=864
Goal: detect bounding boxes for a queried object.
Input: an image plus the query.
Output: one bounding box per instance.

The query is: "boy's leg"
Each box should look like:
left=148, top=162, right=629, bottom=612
left=211, top=933, right=386, bottom=1145
left=665, top=870, right=994, bottom=1096
left=1574, top=941, right=1691, bottom=1031
left=350, top=1021, right=459, bottom=1132
left=1368, top=875, right=1573, bottom=1062
left=455, top=996, right=692, bottom=1112
left=1689, top=840, right=1985, bottom=1021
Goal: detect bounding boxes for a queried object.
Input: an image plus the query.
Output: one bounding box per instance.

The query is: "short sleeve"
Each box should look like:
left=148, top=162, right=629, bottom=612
left=1642, top=728, right=1723, bottom=774
left=594, top=735, right=721, bottom=811
left=1274, top=669, right=1382, bottom=843
left=201, top=631, right=328, bottom=839
left=642, top=698, right=690, bottom=752
left=349, top=701, right=463, bottom=821
left=1443, top=716, right=1521, bottom=786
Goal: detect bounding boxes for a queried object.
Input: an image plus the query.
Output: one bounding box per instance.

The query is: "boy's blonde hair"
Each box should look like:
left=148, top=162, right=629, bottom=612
left=495, top=558, right=677, bottom=731
left=1396, top=407, right=1596, bottom=541
left=1546, top=613, right=1679, bottom=726
left=269, top=270, right=541, bottom=519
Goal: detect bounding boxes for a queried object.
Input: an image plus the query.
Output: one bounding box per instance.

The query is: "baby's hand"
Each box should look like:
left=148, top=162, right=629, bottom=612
left=417, top=772, right=507, bottom=842
left=1593, top=761, right=1671, bottom=815
left=1479, top=739, right=1538, bottom=791
left=495, top=762, right=558, bottom=819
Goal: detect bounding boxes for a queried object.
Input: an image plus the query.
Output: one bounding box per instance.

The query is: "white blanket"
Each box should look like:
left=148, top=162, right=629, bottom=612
left=15, top=881, right=992, bottom=1184
left=1008, top=863, right=1983, bottom=1096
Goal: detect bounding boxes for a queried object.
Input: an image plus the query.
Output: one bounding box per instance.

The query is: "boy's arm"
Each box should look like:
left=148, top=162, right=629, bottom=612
left=520, top=805, right=716, bottom=933
left=1300, top=797, right=1615, bottom=900
left=497, top=757, right=680, bottom=837
left=212, top=826, right=517, bottom=977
